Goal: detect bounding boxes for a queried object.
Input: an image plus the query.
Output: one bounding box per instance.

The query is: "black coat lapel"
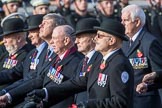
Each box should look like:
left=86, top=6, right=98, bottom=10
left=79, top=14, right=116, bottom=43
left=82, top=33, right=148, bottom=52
left=87, top=49, right=123, bottom=90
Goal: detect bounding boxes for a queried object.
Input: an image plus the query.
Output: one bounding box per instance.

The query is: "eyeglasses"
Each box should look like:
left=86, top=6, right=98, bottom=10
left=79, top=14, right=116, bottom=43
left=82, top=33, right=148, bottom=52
left=96, top=33, right=111, bottom=39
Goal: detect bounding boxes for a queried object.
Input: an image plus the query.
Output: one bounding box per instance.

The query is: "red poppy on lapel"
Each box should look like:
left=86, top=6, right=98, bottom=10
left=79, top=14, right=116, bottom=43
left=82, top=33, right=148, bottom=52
left=100, top=60, right=106, bottom=70
left=137, top=49, right=143, bottom=57
left=56, top=65, right=63, bottom=72
left=11, top=54, right=18, bottom=60
left=87, top=64, right=92, bottom=72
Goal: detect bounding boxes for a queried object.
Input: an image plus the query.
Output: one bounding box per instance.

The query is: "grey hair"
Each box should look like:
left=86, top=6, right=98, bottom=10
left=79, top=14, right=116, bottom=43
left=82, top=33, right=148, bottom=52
left=63, top=25, right=76, bottom=41
left=43, top=13, right=66, bottom=26
left=122, top=4, right=146, bottom=26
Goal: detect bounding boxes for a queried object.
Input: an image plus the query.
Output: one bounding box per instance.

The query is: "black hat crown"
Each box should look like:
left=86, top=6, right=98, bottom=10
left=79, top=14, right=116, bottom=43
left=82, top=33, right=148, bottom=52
left=75, top=18, right=100, bottom=35
left=25, top=14, right=44, bottom=31
left=1, top=18, right=25, bottom=37
left=94, top=19, right=128, bottom=41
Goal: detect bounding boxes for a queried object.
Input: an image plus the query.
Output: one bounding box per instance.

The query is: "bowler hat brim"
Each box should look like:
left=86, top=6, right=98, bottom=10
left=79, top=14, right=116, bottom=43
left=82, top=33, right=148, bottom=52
left=75, top=29, right=97, bottom=36
left=94, top=27, right=128, bottom=41
left=24, top=26, right=39, bottom=31
left=0, top=29, right=25, bottom=37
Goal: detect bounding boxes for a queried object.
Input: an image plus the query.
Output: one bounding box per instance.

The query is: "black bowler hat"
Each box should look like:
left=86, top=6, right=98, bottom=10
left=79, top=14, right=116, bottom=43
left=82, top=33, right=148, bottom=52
left=0, top=18, right=25, bottom=37
left=94, top=19, right=128, bottom=41
left=25, top=14, right=44, bottom=31
left=75, top=18, right=100, bottom=36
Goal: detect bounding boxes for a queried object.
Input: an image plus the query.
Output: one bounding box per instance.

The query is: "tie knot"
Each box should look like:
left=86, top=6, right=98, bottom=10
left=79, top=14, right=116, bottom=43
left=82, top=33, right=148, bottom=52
left=129, top=39, right=133, bottom=47
left=84, top=57, right=89, bottom=63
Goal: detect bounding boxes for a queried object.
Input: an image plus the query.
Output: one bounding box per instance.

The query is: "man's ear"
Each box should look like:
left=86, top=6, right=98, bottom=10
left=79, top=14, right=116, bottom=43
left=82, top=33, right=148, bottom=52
left=64, top=36, right=70, bottom=46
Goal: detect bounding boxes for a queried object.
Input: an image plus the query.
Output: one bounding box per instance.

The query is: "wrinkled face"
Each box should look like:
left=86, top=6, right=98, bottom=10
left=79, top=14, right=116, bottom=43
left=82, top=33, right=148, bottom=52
left=39, top=19, right=54, bottom=39
left=98, top=0, right=114, bottom=16
left=75, top=33, right=94, bottom=54
left=94, top=30, right=111, bottom=53
left=3, top=33, right=19, bottom=54
left=6, top=2, right=19, bottom=13
left=50, top=29, right=67, bottom=55
left=75, top=0, right=87, bottom=11
left=28, top=29, right=42, bottom=46
left=33, top=5, right=49, bottom=15
left=121, top=12, right=137, bottom=37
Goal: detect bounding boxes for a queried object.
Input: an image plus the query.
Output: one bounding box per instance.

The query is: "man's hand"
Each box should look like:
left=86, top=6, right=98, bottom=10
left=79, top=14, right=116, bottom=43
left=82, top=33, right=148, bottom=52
left=27, top=89, right=45, bottom=103
left=142, top=72, right=156, bottom=84
left=136, top=82, right=148, bottom=94
left=0, top=95, right=9, bottom=107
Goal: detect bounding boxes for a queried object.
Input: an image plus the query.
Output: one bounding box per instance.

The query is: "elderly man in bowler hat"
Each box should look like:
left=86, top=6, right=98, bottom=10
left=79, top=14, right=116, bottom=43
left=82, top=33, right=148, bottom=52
left=0, top=14, right=46, bottom=86
left=71, top=18, right=103, bottom=105
left=0, top=18, right=31, bottom=72
left=26, top=19, right=134, bottom=108
left=0, top=15, right=48, bottom=107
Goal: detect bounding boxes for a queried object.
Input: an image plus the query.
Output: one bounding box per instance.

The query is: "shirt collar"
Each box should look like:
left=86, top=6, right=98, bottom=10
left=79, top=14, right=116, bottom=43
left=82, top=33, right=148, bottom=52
left=103, top=49, right=119, bottom=61
left=35, top=42, right=46, bottom=59
left=131, top=27, right=143, bottom=42
left=85, top=50, right=96, bottom=63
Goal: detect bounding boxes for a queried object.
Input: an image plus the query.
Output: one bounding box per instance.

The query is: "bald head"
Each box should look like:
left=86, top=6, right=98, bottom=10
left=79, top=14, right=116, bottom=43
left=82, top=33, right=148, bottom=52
left=50, top=25, right=75, bottom=55
left=53, top=25, right=75, bottom=39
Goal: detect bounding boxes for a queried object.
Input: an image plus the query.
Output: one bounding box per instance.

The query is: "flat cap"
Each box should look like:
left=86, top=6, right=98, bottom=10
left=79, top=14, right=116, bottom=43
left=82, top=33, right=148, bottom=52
left=2, top=0, right=21, bottom=3
left=30, top=0, right=50, bottom=7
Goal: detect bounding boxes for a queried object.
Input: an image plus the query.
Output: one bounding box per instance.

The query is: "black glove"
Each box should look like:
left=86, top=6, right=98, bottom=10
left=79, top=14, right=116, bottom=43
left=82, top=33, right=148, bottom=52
left=27, top=89, right=46, bottom=103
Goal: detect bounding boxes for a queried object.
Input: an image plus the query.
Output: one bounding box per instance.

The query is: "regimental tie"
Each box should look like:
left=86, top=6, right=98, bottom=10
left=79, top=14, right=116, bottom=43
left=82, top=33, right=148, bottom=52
left=3, top=53, right=19, bottom=69
left=45, top=49, right=52, bottom=62
left=97, top=59, right=108, bottom=87
left=30, top=50, right=39, bottom=70
left=54, top=56, right=61, bottom=69
left=80, top=57, right=89, bottom=76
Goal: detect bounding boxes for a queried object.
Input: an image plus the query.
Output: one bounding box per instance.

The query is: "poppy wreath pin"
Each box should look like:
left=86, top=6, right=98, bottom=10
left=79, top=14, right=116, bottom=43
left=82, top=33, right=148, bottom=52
left=100, top=60, right=106, bottom=70
left=87, top=64, right=92, bottom=72
left=57, top=65, right=63, bottom=72
left=11, top=54, right=18, bottom=60
left=137, top=49, right=143, bottom=58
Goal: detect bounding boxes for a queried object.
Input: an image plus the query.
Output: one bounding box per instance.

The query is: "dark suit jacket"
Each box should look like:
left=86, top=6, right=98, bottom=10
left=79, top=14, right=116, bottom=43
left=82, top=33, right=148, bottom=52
left=43, top=50, right=84, bottom=108
left=0, top=44, right=48, bottom=85
left=0, top=44, right=32, bottom=72
left=74, top=51, right=102, bottom=104
left=3, top=46, right=57, bottom=95
left=122, top=28, right=162, bottom=108
left=7, top=48, right=83, bottom=108
left=46, top=49, right=134, bottom=108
